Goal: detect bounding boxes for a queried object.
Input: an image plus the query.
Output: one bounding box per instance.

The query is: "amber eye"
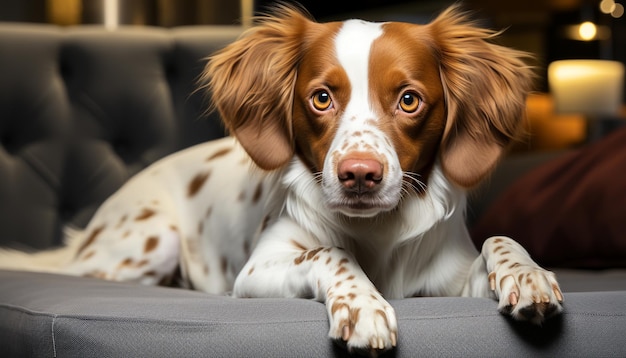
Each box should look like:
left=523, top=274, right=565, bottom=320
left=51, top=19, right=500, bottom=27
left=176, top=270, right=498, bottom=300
left=398, top=92, right=421, bottom=113
left=311, top=90, right=333, bottom=111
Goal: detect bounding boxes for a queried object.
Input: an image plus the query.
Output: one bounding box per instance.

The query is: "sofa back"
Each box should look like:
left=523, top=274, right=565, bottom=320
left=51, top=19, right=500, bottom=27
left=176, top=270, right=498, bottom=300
left=0, top=23, right=241, bottom=249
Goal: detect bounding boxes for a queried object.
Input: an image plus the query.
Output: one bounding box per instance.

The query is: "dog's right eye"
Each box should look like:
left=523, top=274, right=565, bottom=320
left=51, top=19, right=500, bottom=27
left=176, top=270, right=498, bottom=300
left=398, top=92, right=421, bottom=113
left=311, top=90, right=333, bottom=111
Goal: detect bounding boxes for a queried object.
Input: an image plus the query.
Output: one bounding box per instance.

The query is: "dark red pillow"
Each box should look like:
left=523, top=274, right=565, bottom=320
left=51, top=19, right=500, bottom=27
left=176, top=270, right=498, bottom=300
left=472, top=127, right=626, bottom=269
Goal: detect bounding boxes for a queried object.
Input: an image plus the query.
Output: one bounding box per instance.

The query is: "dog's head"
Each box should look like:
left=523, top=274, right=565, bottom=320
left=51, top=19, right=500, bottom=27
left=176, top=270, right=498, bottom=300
left=203, top=5, right=533, bottom=217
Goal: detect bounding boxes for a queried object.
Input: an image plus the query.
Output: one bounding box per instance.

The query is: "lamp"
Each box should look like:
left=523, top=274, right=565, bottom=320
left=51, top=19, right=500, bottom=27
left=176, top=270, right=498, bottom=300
left=548, top=60, right=625, bottom=141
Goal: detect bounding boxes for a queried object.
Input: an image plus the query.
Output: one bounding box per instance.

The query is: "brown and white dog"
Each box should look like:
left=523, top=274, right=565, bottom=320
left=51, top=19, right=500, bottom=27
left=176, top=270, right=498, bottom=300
left=0, top=5, right=563, bottom=355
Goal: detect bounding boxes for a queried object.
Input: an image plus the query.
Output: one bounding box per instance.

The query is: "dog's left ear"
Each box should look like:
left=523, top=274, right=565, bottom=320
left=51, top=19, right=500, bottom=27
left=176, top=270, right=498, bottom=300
left=430, top=6, right=534, bottom=188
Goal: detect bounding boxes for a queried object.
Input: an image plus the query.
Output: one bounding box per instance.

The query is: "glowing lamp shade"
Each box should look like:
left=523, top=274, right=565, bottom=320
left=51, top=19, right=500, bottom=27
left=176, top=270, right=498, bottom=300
left=548, top=60, right=624, bottom=116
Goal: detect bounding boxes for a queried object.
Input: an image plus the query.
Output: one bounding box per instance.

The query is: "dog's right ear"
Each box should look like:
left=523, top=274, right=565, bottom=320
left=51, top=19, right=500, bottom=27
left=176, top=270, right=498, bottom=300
left=202, top=5, right=312, bottom=170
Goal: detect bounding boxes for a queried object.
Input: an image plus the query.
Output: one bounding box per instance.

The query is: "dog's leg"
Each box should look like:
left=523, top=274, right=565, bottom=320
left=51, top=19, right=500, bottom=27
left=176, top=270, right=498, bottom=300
left=234, top=218, right=397, bottom=354
left=464, top=236, right=564, bottom=324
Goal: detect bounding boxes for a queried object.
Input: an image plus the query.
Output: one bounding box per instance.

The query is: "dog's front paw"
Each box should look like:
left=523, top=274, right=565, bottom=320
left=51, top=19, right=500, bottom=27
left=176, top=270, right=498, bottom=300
left=489, top=265, right=563, bottom=325
left=327, top=287, right=397, bottom=356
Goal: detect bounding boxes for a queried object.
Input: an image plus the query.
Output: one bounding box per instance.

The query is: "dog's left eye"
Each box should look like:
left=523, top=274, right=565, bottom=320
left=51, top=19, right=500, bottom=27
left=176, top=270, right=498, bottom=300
left=311, top=90, right=333, bottom=111
left=398, top=92, right=421, bottom=113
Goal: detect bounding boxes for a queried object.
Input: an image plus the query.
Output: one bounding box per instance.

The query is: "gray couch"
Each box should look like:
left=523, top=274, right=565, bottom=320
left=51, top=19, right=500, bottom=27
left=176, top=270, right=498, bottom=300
left=1, top=23, right=625, bottom=357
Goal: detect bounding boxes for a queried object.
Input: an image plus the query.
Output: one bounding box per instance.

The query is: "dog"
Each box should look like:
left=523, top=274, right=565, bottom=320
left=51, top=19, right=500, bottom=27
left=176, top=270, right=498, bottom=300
left=0, top=4, right=563, bottom=355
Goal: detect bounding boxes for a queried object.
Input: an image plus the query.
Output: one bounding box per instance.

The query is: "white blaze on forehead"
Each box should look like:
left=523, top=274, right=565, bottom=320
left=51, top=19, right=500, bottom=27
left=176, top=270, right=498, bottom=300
left=334, top=20, right=383, bottom=116
left=322, top=19, right=403, bottom=218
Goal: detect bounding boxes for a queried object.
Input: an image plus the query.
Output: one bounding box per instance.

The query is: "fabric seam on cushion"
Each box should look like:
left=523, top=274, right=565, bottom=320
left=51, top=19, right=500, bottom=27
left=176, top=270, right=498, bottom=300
left=0, top=303, right=328, bottom=326
left=51, top=314, right=58, bottom=358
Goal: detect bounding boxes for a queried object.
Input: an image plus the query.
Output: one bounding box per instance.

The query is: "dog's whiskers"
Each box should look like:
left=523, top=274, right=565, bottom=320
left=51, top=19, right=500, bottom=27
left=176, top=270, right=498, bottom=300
left=401, top=172, right=426, bottom=197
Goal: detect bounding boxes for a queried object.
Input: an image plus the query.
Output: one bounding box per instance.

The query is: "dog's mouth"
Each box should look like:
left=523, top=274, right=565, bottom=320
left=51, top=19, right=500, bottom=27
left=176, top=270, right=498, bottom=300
left=327, top=194, right=397, bottom=218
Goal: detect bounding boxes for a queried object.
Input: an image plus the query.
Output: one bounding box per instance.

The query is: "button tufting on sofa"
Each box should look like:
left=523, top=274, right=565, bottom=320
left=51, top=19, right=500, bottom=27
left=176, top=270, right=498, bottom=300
left=0, top=23, right=242, bottom=249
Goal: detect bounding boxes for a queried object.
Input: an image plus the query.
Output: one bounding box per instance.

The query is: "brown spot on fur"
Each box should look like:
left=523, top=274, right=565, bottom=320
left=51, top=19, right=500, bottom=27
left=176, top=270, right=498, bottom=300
left=326, top=257, right=332, bottom=265
left=237, top=191, right=246, bottom=201
left=170, top=225, right=180, bottom=233
left=252, top=182, right=263, bottom=204
left=122, top=231, right=131, bottom=239
left=188, top=171, right=211, bottom=198
left=527, top=277, right=533, bottom=284
left=207, top=147, right=232, bottom=161
left=350, top=308, right=361, bottom=330
left=335, top=280, right=343, bottom=288
left=348, top=293, right=356, bottom=300
left=518, top=274, right=524, bottom=283
left=137, top=259, right=149, bottom=267
left=331, top=301, right=348, bottom=316
left=509, top=262, right=521, bottom=269
left=338, top=258, right=349, bottom=266
left=85, top=270, right=107, bottom=279
left=493, top=245, right=504, bottom=253
left=501, top=251, right=511, bottom=255
left=76, top=225, right=105, bottom=256
left=346, top=275, right=355, bottom=280
left=81, top=251, right=96, bottom=261
left=248, top=266, right=255, bottom=275
left=294, top=247, right=323, bottom=265
left=116, top=258, right=146, bottom=271
left=144, top=236, right=159, bottom=253
left=120, top=258, right=133, bottom=267
left=376, top=309, right=388, bottom=322
left=493, top=238, right=504, bottom=243
left=291, top=239, right=307, bottom=251
left=497, top=259, right=509, bottom=266
left=116, top=215, right=128, bottom=229
left=135, top=208, right=156, bottom=221
left=306, top=247, right=323, bottom=260
left=144, top=270, right=157, bottom=276
left=336, top=267, right=347, bottom=276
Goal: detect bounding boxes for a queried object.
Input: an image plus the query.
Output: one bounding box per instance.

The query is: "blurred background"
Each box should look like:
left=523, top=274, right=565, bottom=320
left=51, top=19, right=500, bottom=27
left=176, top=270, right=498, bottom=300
left=2, top=0, right=624, bottom=150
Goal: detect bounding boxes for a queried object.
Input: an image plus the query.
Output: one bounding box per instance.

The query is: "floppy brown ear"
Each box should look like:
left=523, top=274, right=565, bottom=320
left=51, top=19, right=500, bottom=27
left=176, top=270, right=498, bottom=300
left=429, top=6, right=534, bottom=188
left=201, top=5, right=311, bottom=170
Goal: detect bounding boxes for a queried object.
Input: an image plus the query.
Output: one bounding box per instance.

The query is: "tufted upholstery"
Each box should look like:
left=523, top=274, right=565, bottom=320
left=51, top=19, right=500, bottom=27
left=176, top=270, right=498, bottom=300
left=0, top=23, right=241, bottom=250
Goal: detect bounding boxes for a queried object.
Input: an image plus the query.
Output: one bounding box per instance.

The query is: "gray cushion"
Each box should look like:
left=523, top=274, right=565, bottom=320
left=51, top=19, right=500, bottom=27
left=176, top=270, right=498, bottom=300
left=1, top=270, right=625, bottom=357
